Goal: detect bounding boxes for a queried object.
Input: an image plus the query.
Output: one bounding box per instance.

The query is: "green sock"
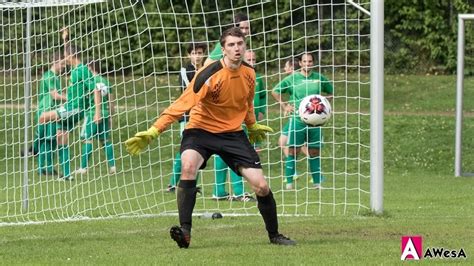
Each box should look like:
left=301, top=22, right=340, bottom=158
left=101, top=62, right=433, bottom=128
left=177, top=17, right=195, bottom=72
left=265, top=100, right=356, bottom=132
left=58, top=145, right=70, bottom=178
left=171, top=152, right=181, bottom=187
left=230, top=170, right=244, bottom=196
left=81, top=143, right=93, bottom=169
left=103, top=141, right=115, bottom=168
left=285, top=155, right=296, bottom=184
left=44, top=140, right=56, bottom=173
left=37, top=141, right=47, bottom=174
left=214, top=156, right=228, bottom=197
left=309, top=156, right=321, bottom=184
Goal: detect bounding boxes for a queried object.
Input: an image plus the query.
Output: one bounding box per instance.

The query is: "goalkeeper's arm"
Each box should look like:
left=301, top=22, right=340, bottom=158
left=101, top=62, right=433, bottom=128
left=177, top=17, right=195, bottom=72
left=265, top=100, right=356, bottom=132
left=125, top=77, right=207, bottom=155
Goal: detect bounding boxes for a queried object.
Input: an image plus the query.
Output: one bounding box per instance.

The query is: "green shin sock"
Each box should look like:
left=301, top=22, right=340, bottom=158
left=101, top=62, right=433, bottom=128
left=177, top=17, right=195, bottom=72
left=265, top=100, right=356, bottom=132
left=58, top=145, right=70, bottom=177
left=171, top=152, right=182, bottom=187
left=285, top=155, right=296, bottom=184
left=81, top=143, right=93, bottom=169
left=214, top=156, right=228, bottom=197
left=309, top=156, right=321, bottom=184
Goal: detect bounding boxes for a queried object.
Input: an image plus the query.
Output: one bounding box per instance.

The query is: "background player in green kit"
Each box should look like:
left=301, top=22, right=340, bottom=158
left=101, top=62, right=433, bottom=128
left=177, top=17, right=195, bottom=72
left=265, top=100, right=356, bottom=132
left=39, top=43, right=96, bottom=180
left=272, top=52, right=333, bottom=190
left=167, top=42, right=206, bottom=192
left=36, top=51, right=67, bottom=176
left=74, top=60, right=116, bottom=175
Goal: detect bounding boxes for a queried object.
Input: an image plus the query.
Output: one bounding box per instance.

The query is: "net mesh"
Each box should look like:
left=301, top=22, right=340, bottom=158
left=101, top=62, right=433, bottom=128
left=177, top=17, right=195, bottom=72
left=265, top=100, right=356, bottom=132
left=0, top=0, right=371, bottom=224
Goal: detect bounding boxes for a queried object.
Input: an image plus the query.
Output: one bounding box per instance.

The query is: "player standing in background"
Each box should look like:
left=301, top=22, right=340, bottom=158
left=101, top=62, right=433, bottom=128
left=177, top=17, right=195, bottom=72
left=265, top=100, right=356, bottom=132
left=167, top=42, right=207, bottom=192
left=272, top=52, right=333, bottom=190
left=39, top=28, right=96, bottom=180
left=125, top=27, right=295, bottom=247
left=74, top=60, right=116, bottom=175
left=36, top=51, right=67, bottom=176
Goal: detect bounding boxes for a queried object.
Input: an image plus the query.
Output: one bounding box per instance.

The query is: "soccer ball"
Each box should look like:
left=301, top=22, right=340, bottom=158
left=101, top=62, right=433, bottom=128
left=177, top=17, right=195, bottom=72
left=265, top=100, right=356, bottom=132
left=298, top=94, right=332, bottom=126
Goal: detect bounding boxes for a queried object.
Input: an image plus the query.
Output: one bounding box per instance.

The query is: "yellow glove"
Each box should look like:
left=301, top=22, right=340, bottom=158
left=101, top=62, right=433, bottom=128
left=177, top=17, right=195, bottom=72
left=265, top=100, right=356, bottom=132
left=247, top=123, right=274, bottom=144
left=125, top=127, right=160, bottom=155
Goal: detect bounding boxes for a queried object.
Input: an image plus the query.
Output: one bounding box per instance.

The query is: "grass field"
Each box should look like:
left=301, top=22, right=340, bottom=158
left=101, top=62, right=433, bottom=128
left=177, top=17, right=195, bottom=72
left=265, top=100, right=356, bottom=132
left=0, top=74, right=473, bottom=264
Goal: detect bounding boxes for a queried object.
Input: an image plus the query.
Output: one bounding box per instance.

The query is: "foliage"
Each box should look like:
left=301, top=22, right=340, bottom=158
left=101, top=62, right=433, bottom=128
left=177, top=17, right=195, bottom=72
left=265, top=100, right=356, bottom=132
left=1, top=1, right=474, bottom=75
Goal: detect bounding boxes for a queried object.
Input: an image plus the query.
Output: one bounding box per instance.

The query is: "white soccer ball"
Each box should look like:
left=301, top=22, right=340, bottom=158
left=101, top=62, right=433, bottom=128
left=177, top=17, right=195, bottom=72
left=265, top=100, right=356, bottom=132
left=96, top=83, right=109, bottom=97
left=298, top=94, right=332, bottom=126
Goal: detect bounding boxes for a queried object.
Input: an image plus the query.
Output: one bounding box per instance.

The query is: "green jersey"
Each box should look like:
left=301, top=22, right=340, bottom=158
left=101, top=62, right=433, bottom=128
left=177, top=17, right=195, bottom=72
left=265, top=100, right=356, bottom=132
left=65, top=63, right=95, bottom=110
left=272, top=71, right=333, bottom=110
left=254, top=73, right=266, bottom=118
left=37, top=70, right=62, bottom=113
left=208, top=42, right=223, bottom=61
left=87, top=75, right=112, bottom=118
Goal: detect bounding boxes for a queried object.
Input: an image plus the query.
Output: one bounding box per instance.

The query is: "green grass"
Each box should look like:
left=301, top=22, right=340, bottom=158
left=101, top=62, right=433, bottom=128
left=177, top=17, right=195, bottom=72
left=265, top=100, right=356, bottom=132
left=0, top=74, right=473, bottom=264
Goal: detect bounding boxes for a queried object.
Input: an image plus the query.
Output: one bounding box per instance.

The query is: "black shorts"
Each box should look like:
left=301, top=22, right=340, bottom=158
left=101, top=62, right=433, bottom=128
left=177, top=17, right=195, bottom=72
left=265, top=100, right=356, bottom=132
left=180, top=128, right=261, bottom=175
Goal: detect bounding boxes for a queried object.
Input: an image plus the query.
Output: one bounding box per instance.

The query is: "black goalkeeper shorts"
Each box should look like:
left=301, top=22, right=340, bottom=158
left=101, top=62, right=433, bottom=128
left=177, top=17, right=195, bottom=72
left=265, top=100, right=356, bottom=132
left=180, top=128, right=262, bottom=175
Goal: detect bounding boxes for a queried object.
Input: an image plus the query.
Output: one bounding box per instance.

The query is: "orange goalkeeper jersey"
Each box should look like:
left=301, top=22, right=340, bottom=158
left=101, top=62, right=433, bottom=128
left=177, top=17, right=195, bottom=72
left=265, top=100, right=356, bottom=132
left=153, top=59, right=256, bottom=133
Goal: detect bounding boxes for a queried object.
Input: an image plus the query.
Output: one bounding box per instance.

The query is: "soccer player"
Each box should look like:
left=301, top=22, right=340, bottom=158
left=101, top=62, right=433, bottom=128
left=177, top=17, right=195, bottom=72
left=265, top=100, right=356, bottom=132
left=212, top=50, right=265, bottom=202
left=38, top=43, right=96, bottom=180
left=278, top=57, right=309, bottom=159
left=272, top=53, right=333, bottom=190
left=125, top=27, right=295, bottom=247
left=74, top=60, right=116, bottom=175
left=203, top=13, right=250, bottom=65
left=167, top=41, right=207, bottom=192
left=36, top=51, right=67, bottom=176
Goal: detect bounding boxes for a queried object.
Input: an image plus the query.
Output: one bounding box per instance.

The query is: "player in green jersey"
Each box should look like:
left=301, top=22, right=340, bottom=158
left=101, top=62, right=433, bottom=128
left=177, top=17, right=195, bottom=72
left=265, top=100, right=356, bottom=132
left=74, top=60, right=116, bottom=175
left=167, top=42, right=207, bottom=192
left=35, top=51, right=67, bottom=176
left=272, top=52, right=333, bottom=190
left=38, top=43, right=96, bottom=180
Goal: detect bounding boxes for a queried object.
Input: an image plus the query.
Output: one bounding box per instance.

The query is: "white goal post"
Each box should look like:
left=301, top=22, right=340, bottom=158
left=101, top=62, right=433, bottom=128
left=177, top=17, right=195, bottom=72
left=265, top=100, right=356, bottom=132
left=455, top=14, right=474, bottom=177
left=0, top=0, right=383, bottom=224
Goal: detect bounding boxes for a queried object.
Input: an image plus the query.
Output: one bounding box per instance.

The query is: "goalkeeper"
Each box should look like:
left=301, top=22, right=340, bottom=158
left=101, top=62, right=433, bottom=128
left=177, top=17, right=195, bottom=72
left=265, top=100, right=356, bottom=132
left=126, top=27, right=295, bottom=248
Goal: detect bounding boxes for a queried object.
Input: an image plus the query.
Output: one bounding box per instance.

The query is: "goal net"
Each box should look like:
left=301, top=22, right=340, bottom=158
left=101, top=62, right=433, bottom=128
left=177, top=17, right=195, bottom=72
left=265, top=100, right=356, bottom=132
left=0, top=0, right=372, bottom=224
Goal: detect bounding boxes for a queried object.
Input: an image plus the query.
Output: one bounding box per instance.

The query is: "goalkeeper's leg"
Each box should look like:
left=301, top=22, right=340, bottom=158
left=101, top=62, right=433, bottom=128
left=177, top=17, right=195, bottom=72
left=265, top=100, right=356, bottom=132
left=170, top=149, right=204, bottom=248
left=241, top=167, right=296, bottom=246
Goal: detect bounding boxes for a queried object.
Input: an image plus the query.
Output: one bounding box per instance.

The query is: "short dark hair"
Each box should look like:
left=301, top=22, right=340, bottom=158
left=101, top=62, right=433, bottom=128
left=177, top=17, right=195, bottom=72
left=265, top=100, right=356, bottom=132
left=234, top=13, right=249, bottom=26
left=187, top=42, right=207, bottom=54
left=219, top=27, right=245, bottom=47
left=64, top=44, right=81, bottom=58
left=285, top=56, right=300, bottom=70
left=299, top=52, right=314, bottom=61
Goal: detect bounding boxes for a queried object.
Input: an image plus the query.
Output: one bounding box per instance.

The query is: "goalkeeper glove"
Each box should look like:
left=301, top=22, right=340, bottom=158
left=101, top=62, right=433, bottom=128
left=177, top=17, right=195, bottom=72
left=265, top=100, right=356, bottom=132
left=247, top=123, right=274, bottom=144
left=125, top=126, right=160, bottom=155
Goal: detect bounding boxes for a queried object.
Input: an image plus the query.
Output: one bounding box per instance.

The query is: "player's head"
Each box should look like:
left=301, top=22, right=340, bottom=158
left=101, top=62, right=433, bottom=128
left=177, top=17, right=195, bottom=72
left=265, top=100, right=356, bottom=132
left=284, top=57, right=298, bottom=74
left=88, top=59, right=101, bottom=75
left=299, top=52, right=314, bottom=74
left=64, top=44, right=81, bottom=65
left=244, top=50, right=256, bottom=67
left=50, top=51, right=65, bottom=73
left=234, top=13, right=250, bottom=36
left=220, top=27, right=246, bottom=64
left=187, top=42, right=207, bottom=66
